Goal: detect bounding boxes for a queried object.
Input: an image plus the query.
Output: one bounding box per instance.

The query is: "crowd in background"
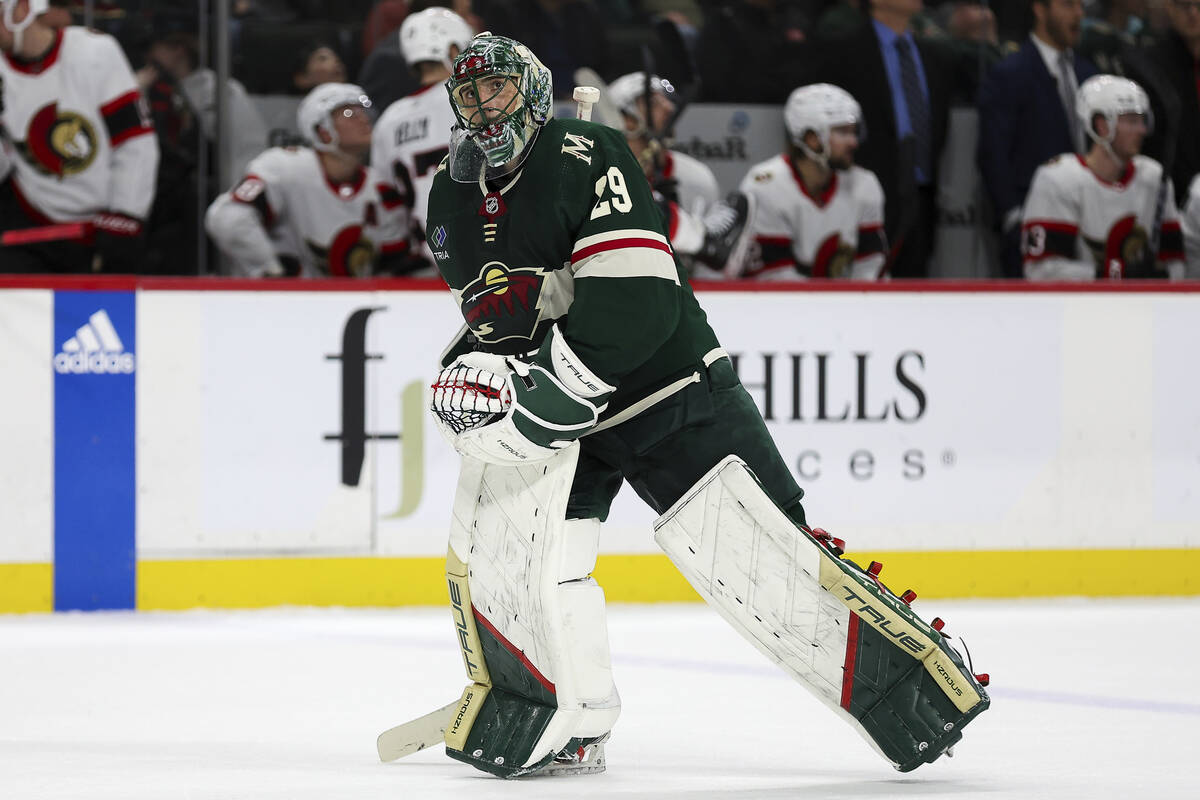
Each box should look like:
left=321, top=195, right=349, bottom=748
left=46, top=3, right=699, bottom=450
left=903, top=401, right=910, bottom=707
left=0, top=0, right=1198, bottom=279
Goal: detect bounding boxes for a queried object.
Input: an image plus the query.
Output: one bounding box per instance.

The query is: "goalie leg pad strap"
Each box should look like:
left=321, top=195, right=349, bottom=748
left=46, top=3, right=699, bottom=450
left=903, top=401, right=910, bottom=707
left=445, top=448, right=620, bottom=778
left=652, top=456, right=989, bottom=772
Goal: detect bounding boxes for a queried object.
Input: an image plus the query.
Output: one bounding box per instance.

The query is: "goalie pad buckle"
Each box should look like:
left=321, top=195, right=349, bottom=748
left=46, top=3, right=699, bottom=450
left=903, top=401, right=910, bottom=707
left=653, top=456, right=990, bottom=772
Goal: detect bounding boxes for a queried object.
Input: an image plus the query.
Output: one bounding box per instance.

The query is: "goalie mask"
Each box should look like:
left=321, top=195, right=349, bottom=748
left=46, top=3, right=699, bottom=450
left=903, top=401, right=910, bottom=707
left=1076, top=75, right=1153, bottom=154
left=1, top=0, right=49, bottom=52
left=399, top=7, right=474, bottom=72
left=784, top=83, right=865, bottom=169
left=445, top=33, right=553, bottom=182
left=606, top=71, right=676, bottom=138
left=296, top=82, right=373, bottom=154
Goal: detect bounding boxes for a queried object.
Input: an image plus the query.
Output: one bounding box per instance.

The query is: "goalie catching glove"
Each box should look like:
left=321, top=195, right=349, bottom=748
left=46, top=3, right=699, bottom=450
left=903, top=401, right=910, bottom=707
left=430, top=324, right=615, bottom=466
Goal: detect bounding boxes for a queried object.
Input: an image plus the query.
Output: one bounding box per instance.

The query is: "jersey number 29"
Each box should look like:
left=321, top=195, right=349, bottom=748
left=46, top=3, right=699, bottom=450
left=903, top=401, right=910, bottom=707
left=590, top=167, right=633, bottom=219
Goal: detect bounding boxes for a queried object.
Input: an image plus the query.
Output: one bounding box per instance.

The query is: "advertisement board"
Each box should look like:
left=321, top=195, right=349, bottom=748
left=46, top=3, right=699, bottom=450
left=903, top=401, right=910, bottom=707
left=2, top=280, right=1198, bottom=610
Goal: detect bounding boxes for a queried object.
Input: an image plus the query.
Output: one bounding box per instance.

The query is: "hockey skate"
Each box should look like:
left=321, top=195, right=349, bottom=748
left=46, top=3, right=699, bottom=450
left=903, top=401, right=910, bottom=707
left=695, top=191, right=756, bottom=276
left=532, top=733, right=609, bottom=777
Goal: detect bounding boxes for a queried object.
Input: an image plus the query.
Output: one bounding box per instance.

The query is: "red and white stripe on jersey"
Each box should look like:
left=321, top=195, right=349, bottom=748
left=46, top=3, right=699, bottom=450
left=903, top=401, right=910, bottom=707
left=570, top=228, right=679, bottom=282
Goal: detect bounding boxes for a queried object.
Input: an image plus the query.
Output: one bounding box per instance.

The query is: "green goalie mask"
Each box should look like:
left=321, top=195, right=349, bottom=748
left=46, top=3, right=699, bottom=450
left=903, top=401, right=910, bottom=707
left=444, top=33, right=553, bottom=182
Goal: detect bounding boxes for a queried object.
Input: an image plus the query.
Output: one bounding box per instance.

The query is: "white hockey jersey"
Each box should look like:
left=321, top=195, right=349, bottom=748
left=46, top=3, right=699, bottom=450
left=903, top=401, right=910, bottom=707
left=1182, top=174, right=1200, bottom=280
left=205, top=146, right=409, bottom=278
left=371, top=82, right=455, bottom=262
left=661, top=149, right=720, bottom=221
left=738, top=155, right=886, bottom=280
left=0, top=26, right=158, bottom=222
left=659, top=149, right=724, bottom=279
left=1021, top=154, right=1184, bottom=280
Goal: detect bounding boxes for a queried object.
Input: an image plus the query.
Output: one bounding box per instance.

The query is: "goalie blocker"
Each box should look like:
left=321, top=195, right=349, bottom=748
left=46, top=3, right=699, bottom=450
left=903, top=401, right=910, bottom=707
left=655, top=456, right=990, bottom=771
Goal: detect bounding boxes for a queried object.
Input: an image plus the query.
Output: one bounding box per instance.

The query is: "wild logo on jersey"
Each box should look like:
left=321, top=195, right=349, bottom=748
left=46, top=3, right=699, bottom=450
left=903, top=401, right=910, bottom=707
left=1084, top=215, right=1147, bottom=279
left=16, top=103, right=98, bottom=176
left=306, top=226, right=377, bottom=277
left=459, top=262, right=548, bottom=344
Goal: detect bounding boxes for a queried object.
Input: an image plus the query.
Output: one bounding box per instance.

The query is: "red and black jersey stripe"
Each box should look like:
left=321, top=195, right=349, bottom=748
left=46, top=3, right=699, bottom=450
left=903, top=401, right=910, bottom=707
left=1159, top=221, right=1185, bottom=262
left=101, top=90, right=153, bottom=148
left=855, top=224, right=886, bottom=258
left=376, top=183, right=405, bottom=211
left=1021, top=220, right=1078, bottom=261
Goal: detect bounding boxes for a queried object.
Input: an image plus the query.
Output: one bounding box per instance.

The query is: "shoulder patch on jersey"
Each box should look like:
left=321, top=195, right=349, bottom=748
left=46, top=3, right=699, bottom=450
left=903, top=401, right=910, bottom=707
left=561, top=131, right=595, bottom=165
left=754, top=171, right=774, bottom=183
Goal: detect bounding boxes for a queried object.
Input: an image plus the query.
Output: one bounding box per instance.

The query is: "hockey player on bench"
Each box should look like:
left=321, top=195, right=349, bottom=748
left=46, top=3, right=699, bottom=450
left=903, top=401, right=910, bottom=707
left=417, top=32, right=990, bottom=779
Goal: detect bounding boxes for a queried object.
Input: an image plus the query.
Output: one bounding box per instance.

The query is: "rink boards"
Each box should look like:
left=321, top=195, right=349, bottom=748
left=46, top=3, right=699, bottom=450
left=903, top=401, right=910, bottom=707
left=2, top=277, right=1199, bottom=612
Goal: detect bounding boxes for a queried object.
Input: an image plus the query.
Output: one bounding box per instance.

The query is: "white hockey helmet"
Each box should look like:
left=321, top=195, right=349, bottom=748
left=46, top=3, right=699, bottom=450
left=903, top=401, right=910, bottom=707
left=606, top=71, right=676, bottom=132
left=784, top=83, right=863, bottom=166
left=399, top=7, right=474, bottom=72
left=1, top=0, right=50, bottom=52
left=1076, top=74, right=1153, bottom=145
left=296, top=82, right=372, bottom=153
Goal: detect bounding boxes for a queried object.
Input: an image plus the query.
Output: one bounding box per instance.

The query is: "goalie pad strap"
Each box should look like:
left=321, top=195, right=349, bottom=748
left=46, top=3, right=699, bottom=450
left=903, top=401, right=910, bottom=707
left=653, top=456, right=989, bottom=772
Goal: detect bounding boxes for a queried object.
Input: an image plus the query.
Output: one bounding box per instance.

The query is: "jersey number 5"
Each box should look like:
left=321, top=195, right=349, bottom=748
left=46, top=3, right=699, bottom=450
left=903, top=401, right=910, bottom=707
left=590, top=167, right=633, bottom=220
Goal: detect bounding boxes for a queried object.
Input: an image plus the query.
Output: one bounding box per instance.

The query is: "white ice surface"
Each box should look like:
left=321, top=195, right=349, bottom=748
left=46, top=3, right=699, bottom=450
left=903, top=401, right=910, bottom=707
left=2, top=599, right=1198, bottom=799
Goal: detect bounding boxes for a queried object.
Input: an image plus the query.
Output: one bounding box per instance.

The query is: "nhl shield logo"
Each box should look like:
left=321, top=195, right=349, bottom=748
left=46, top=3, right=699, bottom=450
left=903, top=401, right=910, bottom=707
left=478, top=191, right=507, bottom=223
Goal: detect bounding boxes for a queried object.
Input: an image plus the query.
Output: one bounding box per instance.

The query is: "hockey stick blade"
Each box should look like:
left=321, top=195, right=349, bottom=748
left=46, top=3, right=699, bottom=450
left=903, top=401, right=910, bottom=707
left=376, top=701, right=457, bottom=762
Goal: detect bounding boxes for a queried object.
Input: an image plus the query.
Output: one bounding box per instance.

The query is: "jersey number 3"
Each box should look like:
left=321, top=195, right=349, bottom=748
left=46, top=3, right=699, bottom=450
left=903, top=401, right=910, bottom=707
left=590, top=167, right=633, bottom=220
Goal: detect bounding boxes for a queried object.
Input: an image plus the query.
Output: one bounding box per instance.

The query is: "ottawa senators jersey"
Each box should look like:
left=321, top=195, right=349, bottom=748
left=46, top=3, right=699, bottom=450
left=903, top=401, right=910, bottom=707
left=1182, top=174, right=1200, bottom=280
left=371, top=83, right=455, bottom=260
left=425, top=118, right=721, bottom=417
left=0, top=26, right=157, bottom=222
left=738, top=155, right=886, bottom=280
left=660, top=149, right=719, bottom=218
left=1021, top=154, right=1185, bottom=280
left=211, top=146, right=409, bottom=277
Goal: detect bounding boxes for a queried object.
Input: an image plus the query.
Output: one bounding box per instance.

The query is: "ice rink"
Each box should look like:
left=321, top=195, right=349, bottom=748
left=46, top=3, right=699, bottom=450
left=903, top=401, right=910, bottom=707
left=3, top=599, right=1198, bottom=799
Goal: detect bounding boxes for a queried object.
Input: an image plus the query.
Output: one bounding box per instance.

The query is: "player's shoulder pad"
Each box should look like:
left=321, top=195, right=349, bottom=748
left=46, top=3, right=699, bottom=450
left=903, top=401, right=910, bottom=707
left=744, top=154, right=787, bottom=186
left=375, top=95, right=413, bottom=128
left=846, top=164, right=885, bottom=202
left=68, top=25, right=125, bottom=66
left=1131, top=154, right=1163, bottom=182
left=244, top=146, right=306, bottom=181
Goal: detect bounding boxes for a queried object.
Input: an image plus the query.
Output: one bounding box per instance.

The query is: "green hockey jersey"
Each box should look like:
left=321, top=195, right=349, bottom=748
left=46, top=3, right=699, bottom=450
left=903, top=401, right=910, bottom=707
left=425, top=117, right=721, bottom=417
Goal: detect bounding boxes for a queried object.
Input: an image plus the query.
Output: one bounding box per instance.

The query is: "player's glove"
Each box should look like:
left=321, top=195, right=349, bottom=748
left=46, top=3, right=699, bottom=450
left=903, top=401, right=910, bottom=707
left=430, top=326, right=615, bottom=466
left=93, top=212, right=145, bottom=272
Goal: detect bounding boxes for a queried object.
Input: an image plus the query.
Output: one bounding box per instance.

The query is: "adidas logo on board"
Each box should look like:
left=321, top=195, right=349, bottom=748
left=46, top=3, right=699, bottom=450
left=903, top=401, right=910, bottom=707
left=53, top=309, right=135, bottom=375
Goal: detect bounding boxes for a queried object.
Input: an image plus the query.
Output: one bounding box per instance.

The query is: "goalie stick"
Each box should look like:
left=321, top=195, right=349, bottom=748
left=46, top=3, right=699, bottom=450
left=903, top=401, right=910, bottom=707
left=376, top=701, right=458, bottom=762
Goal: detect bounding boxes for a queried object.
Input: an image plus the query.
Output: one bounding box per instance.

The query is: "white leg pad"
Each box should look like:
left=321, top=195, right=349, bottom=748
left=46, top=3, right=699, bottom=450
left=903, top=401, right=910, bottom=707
left=445, top=447, right=619, bottom=777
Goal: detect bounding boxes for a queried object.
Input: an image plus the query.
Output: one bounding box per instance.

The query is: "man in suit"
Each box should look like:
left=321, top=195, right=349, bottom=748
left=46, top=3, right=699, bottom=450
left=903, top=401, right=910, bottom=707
left=1137, top=0, right=1200, bottom=208
left=976, top=0, right=1097, bottom=277
left=812, top=0, right=953, bottom=278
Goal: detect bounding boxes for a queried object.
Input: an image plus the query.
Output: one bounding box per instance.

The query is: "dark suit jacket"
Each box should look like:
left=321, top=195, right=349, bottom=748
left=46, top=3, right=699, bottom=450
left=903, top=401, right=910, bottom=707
left=1139, top=31, right=1200, bottom=207
left=810, top=21, right=952, bottom=244
left=976, top=39, right=1098, bottom=223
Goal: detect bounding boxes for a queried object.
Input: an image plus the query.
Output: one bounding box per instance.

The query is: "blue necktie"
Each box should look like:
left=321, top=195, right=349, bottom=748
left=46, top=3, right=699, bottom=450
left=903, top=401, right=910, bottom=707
left=895, top=37, right=931, bottom=183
